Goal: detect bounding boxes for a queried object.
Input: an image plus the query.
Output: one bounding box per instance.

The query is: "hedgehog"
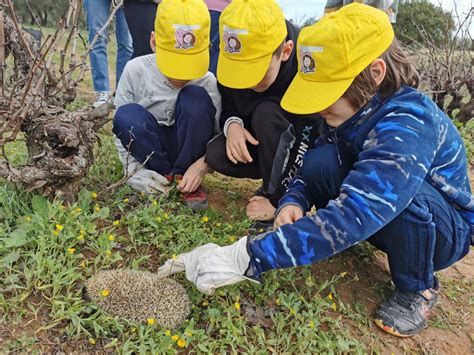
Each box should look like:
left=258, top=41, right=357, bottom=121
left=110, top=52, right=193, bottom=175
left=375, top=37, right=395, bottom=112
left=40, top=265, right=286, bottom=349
left=84, top=269, right=191, bottom=329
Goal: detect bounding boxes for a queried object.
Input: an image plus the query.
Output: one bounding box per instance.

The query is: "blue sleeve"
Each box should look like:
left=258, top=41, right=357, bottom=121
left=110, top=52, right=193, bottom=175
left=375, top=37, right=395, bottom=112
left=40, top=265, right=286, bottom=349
left=249, top=110, right=439, bottom=274
left=276, top=175, right=312, bottom=215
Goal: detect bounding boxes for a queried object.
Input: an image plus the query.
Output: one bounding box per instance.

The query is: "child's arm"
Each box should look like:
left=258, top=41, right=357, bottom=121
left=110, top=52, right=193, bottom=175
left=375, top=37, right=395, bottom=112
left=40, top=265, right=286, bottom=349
left=248, top=108, right=440, bottom=274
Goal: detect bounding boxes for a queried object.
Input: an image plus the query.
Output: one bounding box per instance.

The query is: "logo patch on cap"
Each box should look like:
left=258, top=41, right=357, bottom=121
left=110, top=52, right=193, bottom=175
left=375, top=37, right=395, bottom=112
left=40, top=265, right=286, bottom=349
left=173, top=24, right=201, bottom=50
left=299, top=46, right=324, bottom=74
left=223, top=26, right=248, bottom=54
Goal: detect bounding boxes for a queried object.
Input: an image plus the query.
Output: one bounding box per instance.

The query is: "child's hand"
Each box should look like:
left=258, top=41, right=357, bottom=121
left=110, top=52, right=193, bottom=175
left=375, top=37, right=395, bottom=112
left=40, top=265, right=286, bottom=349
left=177, top=157, right=209, bottom=193
left=274, top=205, right=304, bottom=228
left=226, top=122, right=259, bottom=164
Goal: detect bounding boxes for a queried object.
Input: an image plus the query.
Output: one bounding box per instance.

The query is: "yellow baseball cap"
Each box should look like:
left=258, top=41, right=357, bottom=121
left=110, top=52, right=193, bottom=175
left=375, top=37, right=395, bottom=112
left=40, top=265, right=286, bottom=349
left=217, top=0, right=287, bottom=89
left=154, top=0, right=210, bottom=80
left=281, top=3, right=394, bottom=114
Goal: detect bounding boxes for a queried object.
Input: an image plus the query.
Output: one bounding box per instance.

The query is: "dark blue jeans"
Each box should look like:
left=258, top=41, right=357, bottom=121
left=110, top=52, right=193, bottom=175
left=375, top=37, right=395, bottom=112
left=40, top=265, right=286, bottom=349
left=209, top=10, right=221, bottom=75
left=301, top=143, right=471, bottom=292
left=123, top=0, right=158, bottom=59
left=112, top=85, right=215, bottom=175
left=83, top=0, right=133, bottom=92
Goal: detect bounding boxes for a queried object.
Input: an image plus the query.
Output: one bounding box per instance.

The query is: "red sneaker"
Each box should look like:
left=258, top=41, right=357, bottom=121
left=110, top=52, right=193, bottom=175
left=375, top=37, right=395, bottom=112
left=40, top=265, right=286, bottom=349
left=181, top=185, right=208, bottom=211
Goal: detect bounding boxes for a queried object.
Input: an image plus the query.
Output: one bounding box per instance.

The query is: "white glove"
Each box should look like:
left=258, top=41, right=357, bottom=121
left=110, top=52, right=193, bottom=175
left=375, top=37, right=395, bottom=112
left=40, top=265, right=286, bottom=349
left=157, top=236, right=260, bottom=295
left=114, top=137, right=170, bottom=194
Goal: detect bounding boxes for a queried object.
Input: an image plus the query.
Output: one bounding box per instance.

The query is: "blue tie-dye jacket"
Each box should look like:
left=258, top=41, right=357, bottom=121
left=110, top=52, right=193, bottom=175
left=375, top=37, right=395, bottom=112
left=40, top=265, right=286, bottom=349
left=248, top=85, right=473, bottom=276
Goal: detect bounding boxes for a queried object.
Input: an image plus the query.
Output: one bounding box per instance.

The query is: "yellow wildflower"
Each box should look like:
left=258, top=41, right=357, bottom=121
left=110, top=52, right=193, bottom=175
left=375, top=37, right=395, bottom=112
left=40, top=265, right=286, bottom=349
left=26, top=216, right=32, bottom=222
left=152, top=200, right=158, bottom=206
left=55, top=224, right=64, bottom=231
left=74, top=207, right=82, bottom=213
left=275, top=298, right=281, bottom=306
left=228, top=236, right=236, bottom=242
left=124, top=198, right=129, bottom=203
left=171, top=335, right=179, bottom=342
left=77, top=234, right=84, bottom=241
left=201, top=216, right=209, bottom=223
left=177, top=339, right=186, bottom=348
left=80, top=230, right=85, bottom=235
left=171, top=254, right=177, bottom=260
left=331, top=303, right=337, bottom=311
left=67, top=248, right=76, bottom=254
left=105, top=250, right=112, bottom=255
left=163, top=213, right=169, bottom=219
left=234, top=302, right=241, bottom=310
left=113, top=220, right=120, bottom=226
left=309, top=320, right=315, bottom=328
left=165, top=330, right=171, bottom=336
left=101, top=289, right=110, bottom=297
left=91, top=192, right=98, bottom=199
left=327, top=292, right=333, bottom=301
left=147, top=318, right=155, bottom=325
left=108, top=234, right=115, bottom=241
left=156, top=216, right=162, bottom=222
left=95, top=206, right=101, bottom=212
left=53, top=230, right=60, bottom=236
left=88, top=338, right=96, bottom=345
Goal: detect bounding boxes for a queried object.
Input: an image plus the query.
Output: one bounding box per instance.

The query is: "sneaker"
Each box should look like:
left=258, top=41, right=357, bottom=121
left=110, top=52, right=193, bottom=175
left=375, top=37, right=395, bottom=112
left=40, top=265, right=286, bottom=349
left=93, top=91, right=111, bottom=108
left=374, top=285, right=439, bottom=337
left=181, top=185, right=208, bottom=211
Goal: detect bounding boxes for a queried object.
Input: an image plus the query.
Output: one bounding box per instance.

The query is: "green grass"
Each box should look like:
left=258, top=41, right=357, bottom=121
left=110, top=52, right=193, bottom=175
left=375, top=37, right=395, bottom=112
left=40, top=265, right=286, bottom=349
left=0, top=130, right=368, bottom=353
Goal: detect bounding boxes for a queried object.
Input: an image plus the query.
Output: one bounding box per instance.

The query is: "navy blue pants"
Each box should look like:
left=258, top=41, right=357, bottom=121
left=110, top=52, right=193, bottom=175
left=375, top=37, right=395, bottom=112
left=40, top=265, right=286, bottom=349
left=209, top=10, right=221, bottom=75
left=301, top=143, right=471, bottom=292
left=113, top=85, right=215, bottom=175
left=123, top=0, right=158, bottom=59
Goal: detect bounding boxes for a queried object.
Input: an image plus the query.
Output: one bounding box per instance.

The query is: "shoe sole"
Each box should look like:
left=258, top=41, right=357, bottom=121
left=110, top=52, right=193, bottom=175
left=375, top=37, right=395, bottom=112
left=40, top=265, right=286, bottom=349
left=185, top=201, right=208, bottom=211
left=374, top=318, right=418, bottom=338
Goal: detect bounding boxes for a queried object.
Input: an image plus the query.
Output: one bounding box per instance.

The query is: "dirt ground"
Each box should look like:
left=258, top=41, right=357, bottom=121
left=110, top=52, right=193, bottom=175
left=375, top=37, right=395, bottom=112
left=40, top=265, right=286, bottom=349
left=1, top=174, right=473, bottom=353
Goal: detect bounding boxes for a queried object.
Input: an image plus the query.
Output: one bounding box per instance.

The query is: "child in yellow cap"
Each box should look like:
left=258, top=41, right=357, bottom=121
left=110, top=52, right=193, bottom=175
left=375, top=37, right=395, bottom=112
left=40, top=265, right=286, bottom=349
left=204, top=0, right=322, bottom=232
left=157, top=3, right=473, bottom=338
left=325, top=0, right=399, bottom=22
left=113, top=0, right=222, bottom=210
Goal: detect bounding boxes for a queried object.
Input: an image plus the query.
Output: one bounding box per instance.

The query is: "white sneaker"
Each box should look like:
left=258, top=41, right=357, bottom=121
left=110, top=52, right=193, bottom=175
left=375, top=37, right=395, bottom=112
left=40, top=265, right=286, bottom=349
left=93, top=91, right=111, bottom=108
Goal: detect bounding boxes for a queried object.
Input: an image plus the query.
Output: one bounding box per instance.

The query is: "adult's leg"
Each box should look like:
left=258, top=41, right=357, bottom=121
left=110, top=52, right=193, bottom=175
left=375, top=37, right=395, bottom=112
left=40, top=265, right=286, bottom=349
left=205, top=134, right=261, bottom=179
left=368, top=181, right=471, bottom=292
left=83, top=0, right=111, bottom=92
left=114, top=6, right=133, bottom=86
left=208, top=10, right=221, bottom=75
left=112, top=103, right=173, bottom=175
left=251, top=101, right=322, bottom=206
left=123, top=0, right=157, bottom=59
left=170, top=85, right=216, bottom=175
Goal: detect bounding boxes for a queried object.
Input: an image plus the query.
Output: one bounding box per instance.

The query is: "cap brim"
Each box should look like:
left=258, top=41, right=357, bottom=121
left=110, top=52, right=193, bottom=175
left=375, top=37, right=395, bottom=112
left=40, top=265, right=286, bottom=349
left=281, top=74, right=355, bottom=115
left=156, top=46, right=209, bottom=81
left=217, top=52, right=272, bottom=89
